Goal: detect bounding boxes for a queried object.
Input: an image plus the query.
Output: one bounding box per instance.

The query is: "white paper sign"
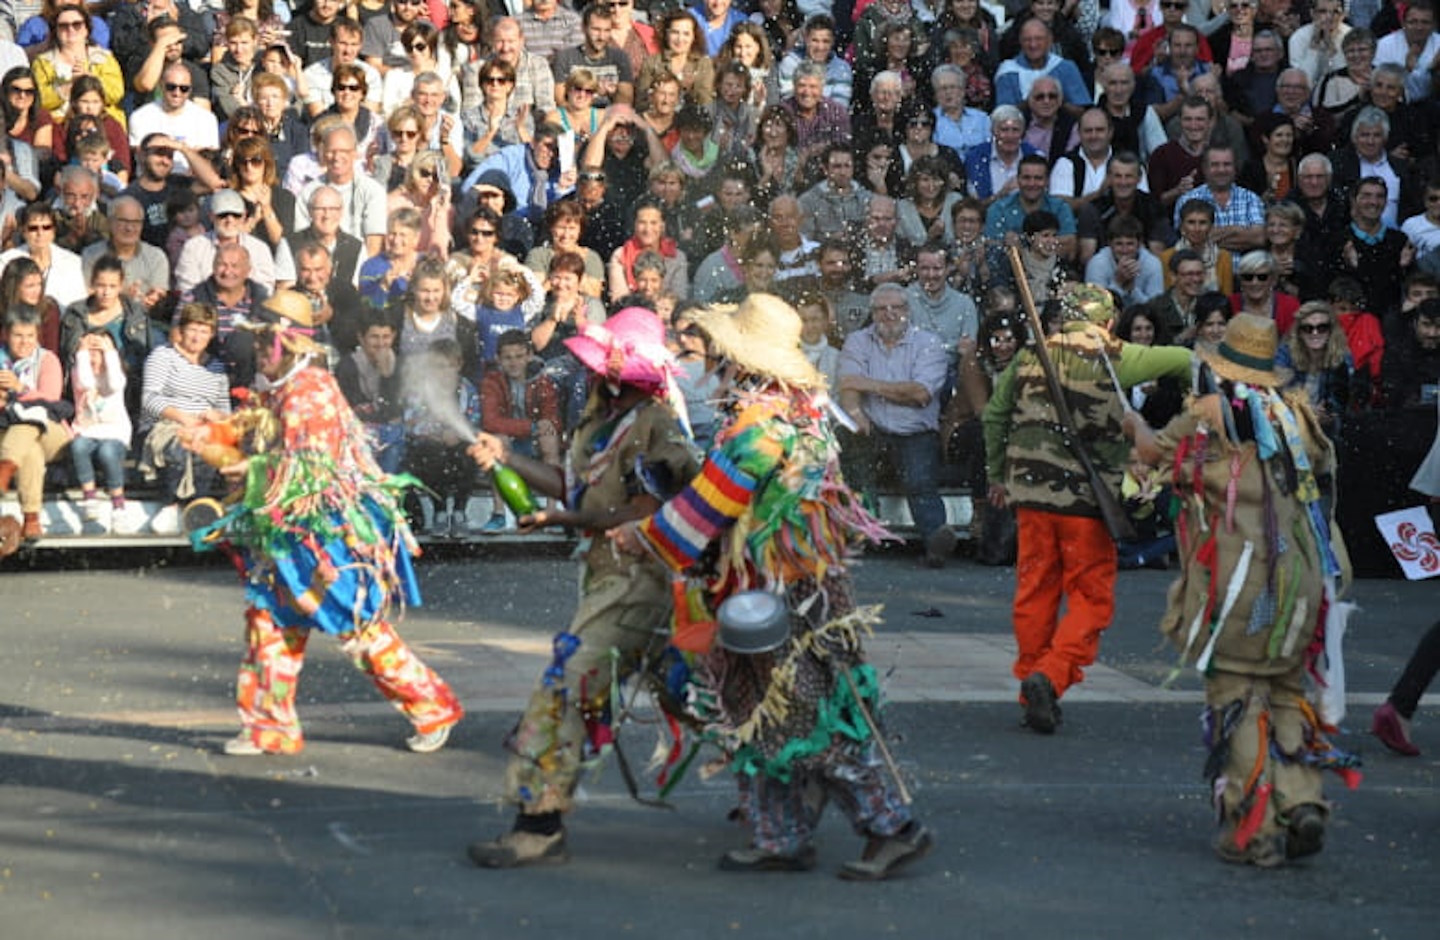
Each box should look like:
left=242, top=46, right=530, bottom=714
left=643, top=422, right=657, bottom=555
left=557, top=130, right=575, bottom=176
left=1375, top=506, right=1440, bottom=580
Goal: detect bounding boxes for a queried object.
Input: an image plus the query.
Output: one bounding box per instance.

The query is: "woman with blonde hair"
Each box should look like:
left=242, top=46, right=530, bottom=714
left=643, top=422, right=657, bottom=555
left=388, top=149, right=453, bottom=258
left=557, top=68, right=606, bottom=149
left=1277, top=300, right=1354, bottom=440
left=371, top=105, right=426, bottom=190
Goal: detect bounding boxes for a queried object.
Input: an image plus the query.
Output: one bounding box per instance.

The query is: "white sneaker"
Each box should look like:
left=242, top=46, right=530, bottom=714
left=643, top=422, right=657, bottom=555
left=111, top=505, right=139, bottom=535
left=222, top=734, right=266, bottom=756
left=405, top=724, right=452, bottom=753
left=81, top=495, right=104, bottom=522
left=149, top=504, right=181, bottom=535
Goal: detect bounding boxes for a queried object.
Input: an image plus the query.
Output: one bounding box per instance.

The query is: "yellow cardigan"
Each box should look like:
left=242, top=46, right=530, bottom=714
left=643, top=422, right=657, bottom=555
left=32, top=48, right=126, bottom=129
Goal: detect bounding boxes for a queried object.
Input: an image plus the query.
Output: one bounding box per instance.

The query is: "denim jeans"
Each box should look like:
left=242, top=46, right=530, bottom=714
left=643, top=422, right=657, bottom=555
left=71, top=436, right=127, bottom=491
left=839, top=427, right=946, bottom=539
left=368, top=422, right=407, bottom=475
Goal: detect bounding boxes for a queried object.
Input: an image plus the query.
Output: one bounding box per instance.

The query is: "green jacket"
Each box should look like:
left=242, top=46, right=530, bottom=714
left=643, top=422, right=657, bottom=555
left=983, top=322, right=1192, bottom=517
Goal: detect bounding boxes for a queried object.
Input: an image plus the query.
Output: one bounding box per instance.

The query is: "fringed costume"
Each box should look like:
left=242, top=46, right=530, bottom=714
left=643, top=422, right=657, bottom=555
left=502, top=396, right=699, bottom=813
left=210, top=362, right=462, bottom=753
left=636, top=381, right=918, bottom=859
left=1154, top=379, right=1360, bottom=867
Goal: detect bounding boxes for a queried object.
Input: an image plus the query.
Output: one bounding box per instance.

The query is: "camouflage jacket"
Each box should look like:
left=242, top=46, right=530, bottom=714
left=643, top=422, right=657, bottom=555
left=983, top=323, right=1192, bottom=517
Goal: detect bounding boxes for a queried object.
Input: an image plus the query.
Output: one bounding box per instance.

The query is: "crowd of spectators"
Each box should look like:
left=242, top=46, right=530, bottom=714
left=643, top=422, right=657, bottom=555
left=0, top=0, right=1437, bottom=561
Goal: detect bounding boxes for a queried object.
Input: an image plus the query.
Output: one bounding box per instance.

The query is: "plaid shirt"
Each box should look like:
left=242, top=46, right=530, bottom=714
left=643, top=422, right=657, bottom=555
left=1173, top=185, right=1265, bottom=229
left=517, top=6, right=583, bottom=62
left=780, top=96, right=851, bottom=155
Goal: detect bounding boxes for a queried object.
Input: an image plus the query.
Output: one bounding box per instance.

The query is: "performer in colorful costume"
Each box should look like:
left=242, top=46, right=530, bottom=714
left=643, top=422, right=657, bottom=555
left=195, top=291, right=463, bottom=757
left=613, top=294, right=932, bottom=881
left=982, top=283, right=1193, bottom=733
left=465, top=307, right=700, bottom=868
left=1128, top=313, right=1360, bottom=868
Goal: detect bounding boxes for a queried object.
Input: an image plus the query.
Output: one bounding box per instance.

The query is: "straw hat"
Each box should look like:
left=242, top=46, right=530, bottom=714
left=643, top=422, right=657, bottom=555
left=688, top=294, right=825, bottom=390
left=240, top=290, right=324, bottom=356
left=1198, top=312, right=1281, bottom=387
left=564, top=307, right=675, bottom=389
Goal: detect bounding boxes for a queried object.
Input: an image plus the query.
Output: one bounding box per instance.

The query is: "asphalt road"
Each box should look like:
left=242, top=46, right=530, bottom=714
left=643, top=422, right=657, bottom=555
left=0, top=546, right=1436, bottom=939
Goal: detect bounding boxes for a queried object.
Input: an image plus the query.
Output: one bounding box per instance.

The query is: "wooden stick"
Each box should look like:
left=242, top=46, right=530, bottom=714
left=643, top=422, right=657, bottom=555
left=841, top=666, right=912, bottom=805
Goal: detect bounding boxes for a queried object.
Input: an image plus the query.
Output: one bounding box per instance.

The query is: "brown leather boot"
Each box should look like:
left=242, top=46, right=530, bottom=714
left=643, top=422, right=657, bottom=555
left=21, top=511, right=41, bottom=541
left=0, top=459, right=17, bottom=492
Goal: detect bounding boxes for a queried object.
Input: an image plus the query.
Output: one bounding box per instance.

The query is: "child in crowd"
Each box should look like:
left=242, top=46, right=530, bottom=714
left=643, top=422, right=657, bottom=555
left=1117, top=451, right=1175, bottom=570
left=475, top=266, right=531, bottom=366
left=73, top=133, right=124, bottom=197
left=337, top=310, right=406, bottom=475
left=401, top=339, right=481, bottom=538
left=795, top=290, right=840, bottom=392
left=69, top=330, right=134, bottom=533
left=478, top=330, right=562, bottom=532
left=165, top=189, right=206, bottom=273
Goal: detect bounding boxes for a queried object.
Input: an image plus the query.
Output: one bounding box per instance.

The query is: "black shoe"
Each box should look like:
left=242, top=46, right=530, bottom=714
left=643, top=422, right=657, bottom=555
left=718, top=844, right=818, bottom=873
left=838, top=822, right=934, bottom=881
left=1285, top=804, right=1326, bottom=860
left=467, top=830, right=568, bottom=868
left=1020, top=673, right=1060, bottom=734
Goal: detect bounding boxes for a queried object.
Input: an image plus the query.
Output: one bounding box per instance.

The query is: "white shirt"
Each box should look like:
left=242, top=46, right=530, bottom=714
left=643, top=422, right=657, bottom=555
left=127, top=101, right=220, bottom=175
left=1288, top=22, right=1351, bottom=88
left=0, top=245, right=85, bottom=307
left=1402, top=212, right=1440, bottom=255
left=1358, top=153, right=1402, bottom=229
left=296, top=174, right=389, bottom=242
left=172, top=233, right=277, bottom=294
left=1050, top=148, right=1112, bottom=199
left=1374, top=30, right=1440, bottom=103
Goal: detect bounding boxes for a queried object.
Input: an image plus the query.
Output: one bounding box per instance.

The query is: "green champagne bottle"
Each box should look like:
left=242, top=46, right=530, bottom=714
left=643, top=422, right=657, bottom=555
left=491, top=461, right=539, bottom=516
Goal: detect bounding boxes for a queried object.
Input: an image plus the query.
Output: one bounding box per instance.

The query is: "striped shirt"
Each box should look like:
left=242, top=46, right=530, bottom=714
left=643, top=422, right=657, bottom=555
left=140, top=344, right=231, bottom=429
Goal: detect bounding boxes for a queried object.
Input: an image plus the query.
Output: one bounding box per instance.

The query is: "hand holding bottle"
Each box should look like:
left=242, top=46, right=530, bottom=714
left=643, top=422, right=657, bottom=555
left=467, top=431, right=506, bottom=471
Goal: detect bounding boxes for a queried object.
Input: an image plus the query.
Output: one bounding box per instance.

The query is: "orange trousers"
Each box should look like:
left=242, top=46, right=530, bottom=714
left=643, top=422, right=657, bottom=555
left=1012, top=508, right=1116, bottom=697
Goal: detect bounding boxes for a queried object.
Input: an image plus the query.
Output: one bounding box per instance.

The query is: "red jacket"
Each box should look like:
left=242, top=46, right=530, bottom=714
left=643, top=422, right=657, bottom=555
left=479, top=367, right=561, bottom=441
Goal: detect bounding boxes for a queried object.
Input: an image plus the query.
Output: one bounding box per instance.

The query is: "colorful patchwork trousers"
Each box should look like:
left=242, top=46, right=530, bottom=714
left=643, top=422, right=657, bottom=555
left=234, top=606, right=463, bottom=753
left=737, top=741, right=914, bottom=855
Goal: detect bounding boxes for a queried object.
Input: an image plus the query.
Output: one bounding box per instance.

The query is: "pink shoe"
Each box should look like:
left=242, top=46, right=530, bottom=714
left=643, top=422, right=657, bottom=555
left=1372, top=702, right=1421, bottom=757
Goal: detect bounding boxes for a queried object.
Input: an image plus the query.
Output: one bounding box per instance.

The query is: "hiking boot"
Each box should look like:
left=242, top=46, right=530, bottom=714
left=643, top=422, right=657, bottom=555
left=1214, top=831, right=1286, bottom=869
left=838, top=822, right=934, bottom=881
left=718, top=844, right=818, bottom=873
left=1372, top=701, right=1420, bottom=756
left=1285, top=804, right=1326, bottom=860
left=1020, top=673, right=1061, bottom=734
left=468, top=830, right=568, bottom=868
left=405, top=723, right=452, bottom=754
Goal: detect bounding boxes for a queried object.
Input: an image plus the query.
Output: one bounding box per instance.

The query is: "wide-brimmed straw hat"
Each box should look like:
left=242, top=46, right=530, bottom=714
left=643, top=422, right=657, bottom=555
left=239, top=289, right=325, bottom=356
left=688, top=294, right=825, bottom=390
left=1198, top=312, right=1281, bottom=387
left=564, top=307, right=675, bottom=389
